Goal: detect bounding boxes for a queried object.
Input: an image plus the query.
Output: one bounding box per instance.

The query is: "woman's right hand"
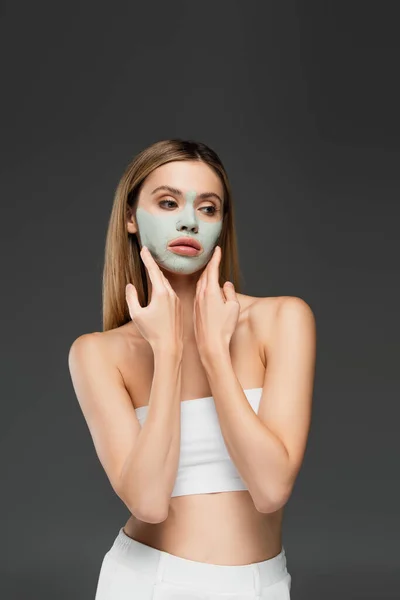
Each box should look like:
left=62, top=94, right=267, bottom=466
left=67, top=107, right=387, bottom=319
left=125, top=246, right=184, bottom=353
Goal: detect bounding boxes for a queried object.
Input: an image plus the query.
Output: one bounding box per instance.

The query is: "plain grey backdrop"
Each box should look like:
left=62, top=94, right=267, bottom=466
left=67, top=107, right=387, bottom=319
left=1, top=1, right=398, bottom=599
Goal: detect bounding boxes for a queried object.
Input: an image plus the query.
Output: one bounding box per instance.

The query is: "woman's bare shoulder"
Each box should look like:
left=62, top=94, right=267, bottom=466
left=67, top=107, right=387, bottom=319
left=246, top=294, right=314, bottom=338
left=69, top=321, right=142, bottom=367
left=236, top=291, right=282, bottom=317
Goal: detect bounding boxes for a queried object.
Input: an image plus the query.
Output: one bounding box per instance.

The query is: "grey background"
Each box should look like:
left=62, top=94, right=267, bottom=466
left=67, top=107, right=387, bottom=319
left=1, top=1, right=398, bottom=598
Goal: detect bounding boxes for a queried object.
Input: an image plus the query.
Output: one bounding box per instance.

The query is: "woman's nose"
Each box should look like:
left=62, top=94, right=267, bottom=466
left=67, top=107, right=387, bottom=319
left=176, top=221, right=199, bottom=233
left=175, top=207, right=199, bottom=232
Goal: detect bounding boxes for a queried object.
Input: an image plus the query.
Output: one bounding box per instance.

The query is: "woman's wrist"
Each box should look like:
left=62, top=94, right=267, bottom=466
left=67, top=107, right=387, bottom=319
left=152, top=340, right=184, bottom=360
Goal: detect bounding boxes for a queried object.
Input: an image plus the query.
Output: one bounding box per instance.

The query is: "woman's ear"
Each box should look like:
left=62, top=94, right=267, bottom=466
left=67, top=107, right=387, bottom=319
left=126, top=207, right=138, bottom=234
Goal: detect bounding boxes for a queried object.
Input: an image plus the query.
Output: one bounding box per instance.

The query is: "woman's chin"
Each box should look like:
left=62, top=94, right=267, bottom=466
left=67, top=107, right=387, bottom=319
left=158, top=262, right=204, bottom=277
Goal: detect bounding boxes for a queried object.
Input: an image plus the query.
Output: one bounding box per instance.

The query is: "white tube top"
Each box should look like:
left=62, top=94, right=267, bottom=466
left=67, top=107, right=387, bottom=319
left=134, top=388, right=263, bottom=498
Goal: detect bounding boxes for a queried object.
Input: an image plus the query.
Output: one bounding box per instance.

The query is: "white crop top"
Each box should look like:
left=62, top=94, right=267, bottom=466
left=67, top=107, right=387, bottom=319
left=134, top=387, right=263, bottom=498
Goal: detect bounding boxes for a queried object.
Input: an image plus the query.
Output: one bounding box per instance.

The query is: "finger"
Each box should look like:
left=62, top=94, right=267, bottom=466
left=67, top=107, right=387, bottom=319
left=140, top=246, right=167, bottom=293
left=196, top=267, right=206, bottom=295
left=223, top=280, right=237, bottom=302
left=199, top=246, right=215, bottom=291
left=142, top=247, right=175, bottom=295
left=161, top=272, right=176, bottom=295
left=198, top=273, right=207, bottom=296
left=197, top=266, right=208, bottom=296
left=125, top=283, right=141, bottom=314
left=206, top=246, right=221, bottom=292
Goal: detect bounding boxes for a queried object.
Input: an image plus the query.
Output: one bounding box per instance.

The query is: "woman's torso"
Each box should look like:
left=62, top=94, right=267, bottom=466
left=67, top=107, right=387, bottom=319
left=102, top=293, right=284, bottom=565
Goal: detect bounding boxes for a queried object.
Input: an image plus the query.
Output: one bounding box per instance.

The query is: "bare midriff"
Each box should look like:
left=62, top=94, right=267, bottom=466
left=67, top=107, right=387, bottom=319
left=106, top=294, right=284, bottom=565
left=123, top=492, right=284, bottom=565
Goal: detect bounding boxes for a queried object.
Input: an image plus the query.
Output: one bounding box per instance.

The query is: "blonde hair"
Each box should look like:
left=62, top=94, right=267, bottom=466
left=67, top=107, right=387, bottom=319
left=102, top=139, right=242, bottom=331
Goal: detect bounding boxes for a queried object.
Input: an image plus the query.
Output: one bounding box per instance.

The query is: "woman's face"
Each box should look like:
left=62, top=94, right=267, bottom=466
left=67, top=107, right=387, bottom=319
left=127, top=160, right=224, bottom=275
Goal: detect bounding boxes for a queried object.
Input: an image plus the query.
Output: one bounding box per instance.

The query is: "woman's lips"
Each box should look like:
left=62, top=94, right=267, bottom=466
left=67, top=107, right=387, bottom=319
left=168, top=245, right=201, bottom=256
left=168, top=236, right=202, bottom=256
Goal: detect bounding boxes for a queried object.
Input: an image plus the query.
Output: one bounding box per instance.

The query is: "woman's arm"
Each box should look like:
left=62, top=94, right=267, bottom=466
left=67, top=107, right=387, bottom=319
left=118, top=341, right=183, bottom=521
left=199, top=296, right=316, bottom=513
left=68, top=333, right=182, bottom=523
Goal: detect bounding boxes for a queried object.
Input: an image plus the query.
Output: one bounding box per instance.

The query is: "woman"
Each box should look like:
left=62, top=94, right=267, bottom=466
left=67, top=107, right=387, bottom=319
left=68, top=139, right=316, bottom=599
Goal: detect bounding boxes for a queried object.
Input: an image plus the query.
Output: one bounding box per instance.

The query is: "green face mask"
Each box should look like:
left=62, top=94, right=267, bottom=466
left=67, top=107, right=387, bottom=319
left=135, top=189, right=223, bottom=274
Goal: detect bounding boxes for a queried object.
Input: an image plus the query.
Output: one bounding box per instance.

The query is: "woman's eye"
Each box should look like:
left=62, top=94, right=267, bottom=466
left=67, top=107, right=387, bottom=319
left=201, top=205, right=218, bottom=215
left=158, top=200, right=218, bottom=215
left=159, top=199, right=177, bottom=209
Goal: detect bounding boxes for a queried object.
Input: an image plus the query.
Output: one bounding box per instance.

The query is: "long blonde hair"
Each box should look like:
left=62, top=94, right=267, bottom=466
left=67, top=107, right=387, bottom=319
left=102, top=139, right=242, bottom=332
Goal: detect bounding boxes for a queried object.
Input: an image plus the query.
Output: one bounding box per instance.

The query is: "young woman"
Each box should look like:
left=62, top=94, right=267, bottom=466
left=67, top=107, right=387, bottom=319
left=68, top=139, right=316, bottom=599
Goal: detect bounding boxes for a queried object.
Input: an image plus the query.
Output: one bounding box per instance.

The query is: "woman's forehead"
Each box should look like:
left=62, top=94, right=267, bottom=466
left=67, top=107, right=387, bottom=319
left=143, top=160, right=223, bottom=195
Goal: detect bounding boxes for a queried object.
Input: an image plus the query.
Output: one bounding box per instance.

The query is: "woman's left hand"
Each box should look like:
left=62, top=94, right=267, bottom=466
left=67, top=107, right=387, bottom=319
left=193, top=245, right=240, bottom=359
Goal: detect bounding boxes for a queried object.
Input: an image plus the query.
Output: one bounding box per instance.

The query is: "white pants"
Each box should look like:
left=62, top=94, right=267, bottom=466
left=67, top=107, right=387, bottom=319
left=95, top=527, right=291, bottom=599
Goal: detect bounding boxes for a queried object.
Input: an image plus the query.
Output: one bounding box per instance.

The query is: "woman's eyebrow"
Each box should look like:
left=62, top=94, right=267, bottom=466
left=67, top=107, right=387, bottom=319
left=151, top=185, right=222, bottom=204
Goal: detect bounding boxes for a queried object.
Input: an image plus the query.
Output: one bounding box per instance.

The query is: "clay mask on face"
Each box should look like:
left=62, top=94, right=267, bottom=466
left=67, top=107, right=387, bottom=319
left=135, top=189, right=223, bottom=274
